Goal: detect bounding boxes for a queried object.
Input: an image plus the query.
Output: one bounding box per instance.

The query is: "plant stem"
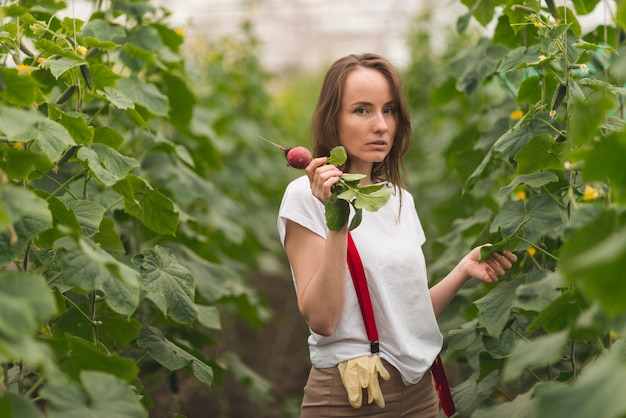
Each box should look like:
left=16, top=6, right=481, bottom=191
left=518, top=237, right=559, bottom=261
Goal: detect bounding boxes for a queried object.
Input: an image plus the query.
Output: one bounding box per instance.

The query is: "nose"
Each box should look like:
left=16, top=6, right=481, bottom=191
left=373, top=111, right=388, bottom=133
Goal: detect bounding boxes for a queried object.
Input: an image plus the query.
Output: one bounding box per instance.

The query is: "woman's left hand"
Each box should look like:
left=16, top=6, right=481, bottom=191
left=463, top=246, right=518, bottom=283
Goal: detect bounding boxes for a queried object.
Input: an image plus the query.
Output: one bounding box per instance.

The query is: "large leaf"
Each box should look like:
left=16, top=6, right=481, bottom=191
left=0, top=392, right=45, bottom=418
left=1, top=68, right=38, bottom=106
left=76, top=143, right=140, bottom=187
left=41, top=370, right=148, bottom=418
left=450, top=37, right=509, bottom=94
left=536, top=340, right=626, bottom=418
left=584, top=131, right=626, bottom=203
left=112, top=175, right=179, bottom=235
left=117, top=77, right=169, bottom=117
left=46, top=335, right=138, bottom=382
left=514, top=134, right=568, bottom=174
left=12, top=119, right=76, bottom=163
left=499, top=172, right=559, bottom=198
left=54, top=236, right=141, bottom=316
left=132, top=246, right=197, bottom=324
left=136, top=325, right=213, bottom=386
left=490, top=194, right=563, bottom=248
left=0, top=271, right=57, bottom=339
left=0, top=185, right=52, bottom=265
left=502, top=330, right=569, bottom=381
left=559, top=207, right=626, bottom=316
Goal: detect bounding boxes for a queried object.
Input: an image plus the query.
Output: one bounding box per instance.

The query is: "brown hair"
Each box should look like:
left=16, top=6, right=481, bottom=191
left=311, top=53, right=412, bottom=189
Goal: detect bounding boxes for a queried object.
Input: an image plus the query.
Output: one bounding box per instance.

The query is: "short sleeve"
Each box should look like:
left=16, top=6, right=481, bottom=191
left=277, top=176, right=328, bottom=247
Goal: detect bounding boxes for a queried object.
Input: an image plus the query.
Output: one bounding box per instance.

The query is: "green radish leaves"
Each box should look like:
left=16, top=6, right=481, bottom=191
left=324, top=146, right=393, bottom=231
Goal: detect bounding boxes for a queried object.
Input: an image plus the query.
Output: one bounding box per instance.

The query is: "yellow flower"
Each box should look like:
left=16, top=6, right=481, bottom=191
left=510, top=109, right=524, bottom=120
left=527, top=247, right=536, bottom=257
left=582, top=185, right=599, bottom=201
left=77, top=45, right=87, bottom=55
left=17, top=64, right=34, bottom=75
left=539, top=55, right=548, bottom=62
left=610, top=330, right=618, bottom=341
left=533, top=21, right=543, bottom=28
left=175, top=27, right=185, bottom=36
left=13, top=142, right=24, bottom=150
left=516, top=190, right=527, bottom=200
left=37, top=57, right=46, bottom=67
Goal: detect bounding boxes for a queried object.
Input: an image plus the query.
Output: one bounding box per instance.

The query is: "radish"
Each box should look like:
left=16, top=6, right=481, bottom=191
left=257, top=133, right=312, bottom=170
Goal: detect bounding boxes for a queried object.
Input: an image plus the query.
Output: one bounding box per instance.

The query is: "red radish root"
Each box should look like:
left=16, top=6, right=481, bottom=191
left=257, top=133, right=312, bottom=170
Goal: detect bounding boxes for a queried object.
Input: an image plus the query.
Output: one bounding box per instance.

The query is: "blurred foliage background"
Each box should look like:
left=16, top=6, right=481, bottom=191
left=1, top=0, right=626, bottom=417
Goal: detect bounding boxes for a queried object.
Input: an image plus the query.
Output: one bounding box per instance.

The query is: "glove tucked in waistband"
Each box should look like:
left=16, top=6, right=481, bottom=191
left=337, top=354, right=390, bottom=409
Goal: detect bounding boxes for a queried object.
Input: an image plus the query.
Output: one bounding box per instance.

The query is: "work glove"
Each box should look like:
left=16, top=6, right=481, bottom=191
left=337, top=354, right=390, bottom=409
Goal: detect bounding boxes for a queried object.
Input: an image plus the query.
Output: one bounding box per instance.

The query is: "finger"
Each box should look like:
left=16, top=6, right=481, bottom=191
left=305, top=157, right=327, bottom=180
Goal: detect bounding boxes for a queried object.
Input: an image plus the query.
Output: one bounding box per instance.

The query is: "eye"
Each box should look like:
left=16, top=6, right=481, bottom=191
left=355, top=107, right=367, bottom=115
left=384, top=106, right=395, bottom=114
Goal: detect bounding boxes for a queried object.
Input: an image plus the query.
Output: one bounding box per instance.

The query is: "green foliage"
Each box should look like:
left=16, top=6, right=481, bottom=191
left=403, top=1, right=626, bottom=417
left=0, top=0, right=283, bottom=416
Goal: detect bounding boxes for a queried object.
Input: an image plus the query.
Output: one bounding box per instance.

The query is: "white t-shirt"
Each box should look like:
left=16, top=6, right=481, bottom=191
left=277, top=175, right=443, bottom=385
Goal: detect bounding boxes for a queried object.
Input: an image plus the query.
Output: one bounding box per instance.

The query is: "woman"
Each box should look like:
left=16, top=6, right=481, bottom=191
left=277, top=53, right=517, bottom=417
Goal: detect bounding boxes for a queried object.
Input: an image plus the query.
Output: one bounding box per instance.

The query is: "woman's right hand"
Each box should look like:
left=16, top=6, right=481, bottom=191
left=305, top=157, right=343, bottom=204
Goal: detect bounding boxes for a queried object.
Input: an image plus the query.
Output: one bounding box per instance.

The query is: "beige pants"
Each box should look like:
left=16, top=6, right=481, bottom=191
left=300, top=359, right=440, bottom=418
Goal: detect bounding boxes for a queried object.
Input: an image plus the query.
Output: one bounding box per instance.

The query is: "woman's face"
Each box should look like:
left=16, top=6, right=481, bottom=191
left=337, top=67, right=396, bottom=175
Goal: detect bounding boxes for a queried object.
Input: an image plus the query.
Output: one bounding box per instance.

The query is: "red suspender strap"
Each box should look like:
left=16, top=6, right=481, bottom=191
left=346, top=232, right=379, bottom=353
left=345, top=232, right=456, bottom=417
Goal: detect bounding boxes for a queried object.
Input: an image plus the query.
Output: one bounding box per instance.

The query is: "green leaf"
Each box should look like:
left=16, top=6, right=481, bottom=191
left=527, top=288, right=586, bottom=332
left=448, top=319, right=479, bottom=351
left=0, top=271, right=57, bottom=338
left=132, top=246, right=197, bottom=324
left=536, top=340, right=626, bottom=418
left=52, top=303, right=141, bottom=351
left=348, top=208, right=362, bottom=231
left=326, top=145, right=347, bottom=166
left=93, top=126, right=125, bottom=150
left=0, top=392, right=45, bottom=418
left=196, top=305, right=221, bottom=330
left=117, top=77, right=169, bottom=117
left=352, top=186, right=393, bottom=211
left=499, top=172, right=560, bottom=198
left=502, top=330, right=569, bottom=381
left=514, top=134, right=568, bottom=174
left=88, top=63, right=122, bottom=91
left=0, top=185, right=52, bottom=265
left=569, top=91, right=615, bottom=145
left=98, top=87, right=135, bottom=110
left=474, top=389, right=538, bottom=418
left=474, top=277, right=523, bottom=337
left=93, top=218, right=126, bottom=259
left=41, top=370, right=148, bottom=418
left=0, top=68, right=38, bottom=106
left=81, top=36, right=120, bottom=50
left=223, top=351, right=273, bottom=403
left=53, top=110, right=95, bottom=145
left=452, top=370, right=500, bottom=414
left=76, top=143, right=140, bottom=187
left=54, top=236, right=141, bottom=316
left=44, top=57, right=83, bottom=79
left=325, top=194, right=350, bottom=231
left=82, top=19, right=127, bottom=43
left=13, top=119, right=76, bottom=163
left=48, top=335, right=139, bottom=382
left=113, top=175, right=179, bottom=235
left=65, top=199, right=106, bottom=237
left=490, top=194, right=563, bottom=249
left=584, top=131, right=626, bottom=203
left=559, top=206, right=626, bottom=316
left=137, top=325, right=213, bottom=386
left=450, top=37, right=509, bottom=94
